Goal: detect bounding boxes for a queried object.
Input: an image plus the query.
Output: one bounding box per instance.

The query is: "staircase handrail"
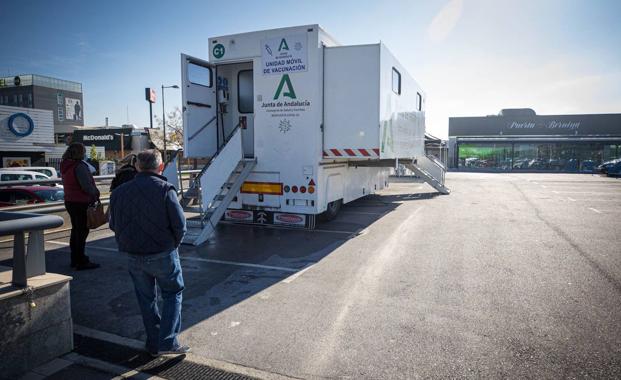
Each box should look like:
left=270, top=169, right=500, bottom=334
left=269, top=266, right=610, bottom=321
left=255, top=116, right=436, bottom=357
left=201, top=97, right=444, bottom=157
left=425, top=153, right=446, bottom=171
left=188, top=115, right=217, bottom=141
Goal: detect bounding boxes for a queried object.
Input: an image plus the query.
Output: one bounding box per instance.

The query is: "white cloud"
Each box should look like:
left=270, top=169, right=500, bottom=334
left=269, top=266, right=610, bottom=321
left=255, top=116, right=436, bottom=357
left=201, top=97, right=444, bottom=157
left=426, top=0, right=464, bottom=43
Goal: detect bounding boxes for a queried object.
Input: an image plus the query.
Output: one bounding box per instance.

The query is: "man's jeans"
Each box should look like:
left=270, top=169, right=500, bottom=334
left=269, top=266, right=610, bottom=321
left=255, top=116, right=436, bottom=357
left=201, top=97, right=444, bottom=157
left=127, top=249, right=184, bottom=353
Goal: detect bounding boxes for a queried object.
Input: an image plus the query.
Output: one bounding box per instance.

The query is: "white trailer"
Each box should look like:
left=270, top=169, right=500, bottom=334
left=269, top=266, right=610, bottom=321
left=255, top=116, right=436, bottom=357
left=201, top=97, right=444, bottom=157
left=176, top=25, right=449, bottom=245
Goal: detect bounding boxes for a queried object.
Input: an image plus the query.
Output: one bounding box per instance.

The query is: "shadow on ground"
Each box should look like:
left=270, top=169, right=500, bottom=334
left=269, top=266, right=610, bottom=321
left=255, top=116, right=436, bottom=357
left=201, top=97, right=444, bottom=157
left=1, top=188, right=439, bottom=344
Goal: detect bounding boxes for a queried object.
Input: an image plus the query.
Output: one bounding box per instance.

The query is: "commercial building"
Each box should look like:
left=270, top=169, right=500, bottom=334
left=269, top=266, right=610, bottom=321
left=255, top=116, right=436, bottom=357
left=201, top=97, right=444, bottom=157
left=0, top=105, right=55, bottom=167
left=72, top=125, right=153, bottom=161
left=0, top=74, right=84, bottom=144
left=448, top=109, right=621, bottom=172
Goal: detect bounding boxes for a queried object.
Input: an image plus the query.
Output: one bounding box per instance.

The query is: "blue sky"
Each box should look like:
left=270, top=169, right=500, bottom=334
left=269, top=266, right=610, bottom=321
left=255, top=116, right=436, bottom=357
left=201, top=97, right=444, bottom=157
left=1, top=0, right=620, bottom=138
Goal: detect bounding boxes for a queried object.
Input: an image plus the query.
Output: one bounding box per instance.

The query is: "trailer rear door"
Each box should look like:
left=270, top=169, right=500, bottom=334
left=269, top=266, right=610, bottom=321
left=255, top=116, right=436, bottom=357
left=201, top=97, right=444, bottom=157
left=181, top=54, right=218, bottom=158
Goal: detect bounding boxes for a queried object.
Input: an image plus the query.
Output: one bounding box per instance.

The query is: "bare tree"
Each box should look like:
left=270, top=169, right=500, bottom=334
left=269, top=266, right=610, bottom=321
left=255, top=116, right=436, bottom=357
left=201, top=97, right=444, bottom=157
left=154, top=107, right=183, bottom=146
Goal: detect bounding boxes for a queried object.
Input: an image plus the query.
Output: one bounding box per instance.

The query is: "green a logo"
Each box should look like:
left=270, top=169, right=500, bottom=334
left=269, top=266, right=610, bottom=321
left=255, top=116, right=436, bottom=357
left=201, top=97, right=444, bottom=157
left=273, top=74, right=296, bottom=100
left=278, top=38, right=289, bottom=51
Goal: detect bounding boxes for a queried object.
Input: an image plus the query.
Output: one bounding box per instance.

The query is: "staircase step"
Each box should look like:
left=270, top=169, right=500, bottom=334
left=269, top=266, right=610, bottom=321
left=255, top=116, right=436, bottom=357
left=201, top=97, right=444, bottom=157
left=186, top=219, right=204, bottom=228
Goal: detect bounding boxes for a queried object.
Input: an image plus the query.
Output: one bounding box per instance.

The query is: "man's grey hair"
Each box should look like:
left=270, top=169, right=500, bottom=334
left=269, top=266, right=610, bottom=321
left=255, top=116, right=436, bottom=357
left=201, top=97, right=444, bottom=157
left=136, top=149, right=163, bottom=171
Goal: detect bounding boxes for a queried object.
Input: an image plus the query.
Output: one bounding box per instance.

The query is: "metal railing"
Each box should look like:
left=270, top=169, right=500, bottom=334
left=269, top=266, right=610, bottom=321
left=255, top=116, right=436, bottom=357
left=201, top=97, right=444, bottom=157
left=416, top=155, right=446, bottom=185
left=0, top=211, right=64, bottom=287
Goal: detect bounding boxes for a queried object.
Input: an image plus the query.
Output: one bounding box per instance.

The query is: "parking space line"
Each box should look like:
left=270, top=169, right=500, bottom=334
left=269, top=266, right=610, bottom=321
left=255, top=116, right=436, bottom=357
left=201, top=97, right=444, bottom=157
left=588, top=207, right=602, bottom=214
left=220, top=221, right=356, bottom=235
left=552, top=191, right=619, bottom=195
left=48, top=240, right=69, bottom=246
left=181, top=256, right=299, bottom=272
left=567, top=197, right=576, bottom=202
left=281, top=263, right=316, bottom=283
left=340, top=210, right=386, bottom=216
left=49, top=241, right=301, bottom=272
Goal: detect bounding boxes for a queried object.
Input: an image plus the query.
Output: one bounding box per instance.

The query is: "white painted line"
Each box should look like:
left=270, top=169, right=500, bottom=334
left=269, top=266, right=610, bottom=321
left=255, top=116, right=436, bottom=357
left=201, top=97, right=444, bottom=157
left=69, top=327, right=297, bottom=380
left=588, top=207, right=602, bottom=214
left=567, top=197, right=576, bottom=202
left=181, top=256, right=299, bottom=273
left=47, top=240, right=69, bottom=246
left=219, top=221, right=356, bottom=235
left=541, top=185, right=547, bottom=188
left=340, top=210, right=385, bottom=215
left=63, top=353, right=161, bottom=380
left=50, top=242, right=302, bottom=273
left=312, top=228, right=358, bottom=235
left=74, top=324, right=144, bottom=350
left=281, top=263, right=316, bottom=283
left=551, top=191, right=620, bottom=195
left=532, top=181, right=539, bottom=185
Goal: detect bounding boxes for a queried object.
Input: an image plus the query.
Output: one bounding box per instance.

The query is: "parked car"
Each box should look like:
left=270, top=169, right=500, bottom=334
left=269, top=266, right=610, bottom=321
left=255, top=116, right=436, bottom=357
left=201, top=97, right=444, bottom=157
left=595, top=158, right=621, bottom=174
left=606, top=160, right=621, bottom=177
left=0, top=186, right=64, bottom=207
left=2, top=166, right=59, bottom=178
left=0, top=170, right=51, bottom=182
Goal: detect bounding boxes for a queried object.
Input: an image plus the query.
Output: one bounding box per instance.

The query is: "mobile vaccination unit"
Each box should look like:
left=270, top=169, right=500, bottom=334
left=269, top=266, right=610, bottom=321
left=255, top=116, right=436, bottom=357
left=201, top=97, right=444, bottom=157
left=173, top=25, right=449, bottom=245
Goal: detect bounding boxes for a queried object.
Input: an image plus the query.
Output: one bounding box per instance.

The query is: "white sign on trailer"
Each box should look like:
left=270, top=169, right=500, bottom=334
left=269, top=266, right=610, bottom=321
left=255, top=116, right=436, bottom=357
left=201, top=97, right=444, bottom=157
left=261, top=34, right=308, bottom=75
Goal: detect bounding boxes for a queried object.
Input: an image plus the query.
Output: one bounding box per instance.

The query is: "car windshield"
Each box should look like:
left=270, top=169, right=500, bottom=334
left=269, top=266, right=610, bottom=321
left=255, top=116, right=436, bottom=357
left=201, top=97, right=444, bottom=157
left=33, top=189, right=64, bottom=202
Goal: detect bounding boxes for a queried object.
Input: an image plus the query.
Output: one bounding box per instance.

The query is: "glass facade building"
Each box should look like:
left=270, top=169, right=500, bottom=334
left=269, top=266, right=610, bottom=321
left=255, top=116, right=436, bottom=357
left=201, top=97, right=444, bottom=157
left=448, top=110, right=621, bottom=172
left=0, top=74, right=84, bottom=138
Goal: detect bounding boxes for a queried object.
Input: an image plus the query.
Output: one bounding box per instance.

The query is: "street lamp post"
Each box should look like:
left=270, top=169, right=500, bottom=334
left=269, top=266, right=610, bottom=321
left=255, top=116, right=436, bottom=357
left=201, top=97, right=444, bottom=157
left=161, top=84, right=179, bottom=162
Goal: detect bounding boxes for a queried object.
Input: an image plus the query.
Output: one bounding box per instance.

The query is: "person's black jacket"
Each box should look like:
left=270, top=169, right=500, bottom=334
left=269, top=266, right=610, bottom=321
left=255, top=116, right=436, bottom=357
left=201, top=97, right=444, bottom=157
left=109, top=172, right=186, bottom=254
left=110, top=164, right=137, bottom=192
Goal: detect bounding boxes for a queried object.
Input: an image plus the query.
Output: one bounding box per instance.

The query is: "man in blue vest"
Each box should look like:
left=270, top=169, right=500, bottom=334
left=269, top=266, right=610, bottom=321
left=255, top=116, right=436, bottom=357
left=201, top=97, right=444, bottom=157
left=109, top=149, right=189, bottom=356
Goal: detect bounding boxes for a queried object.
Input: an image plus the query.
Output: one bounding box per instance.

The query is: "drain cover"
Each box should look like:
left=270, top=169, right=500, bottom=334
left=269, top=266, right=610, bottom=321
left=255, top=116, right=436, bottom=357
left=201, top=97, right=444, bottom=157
left=74, top=334, right=259, bottom=380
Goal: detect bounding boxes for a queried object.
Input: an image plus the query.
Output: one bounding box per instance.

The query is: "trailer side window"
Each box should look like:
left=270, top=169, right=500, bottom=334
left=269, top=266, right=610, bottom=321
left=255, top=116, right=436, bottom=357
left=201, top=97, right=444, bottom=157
left=237, top=70, right=254, bottom=113
left=392, top=68, right=401, bottom=95
left=416, top=92, right=422, bottom=111
left=188, top=62, right=212, bottom=88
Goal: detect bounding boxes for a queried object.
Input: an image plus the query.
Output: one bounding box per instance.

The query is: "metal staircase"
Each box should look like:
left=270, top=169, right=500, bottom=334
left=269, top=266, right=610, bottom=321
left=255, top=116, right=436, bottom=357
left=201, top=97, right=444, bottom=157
left=404, top=154, right=451, bottom=195
left=180, top=127, right=256, bottom=246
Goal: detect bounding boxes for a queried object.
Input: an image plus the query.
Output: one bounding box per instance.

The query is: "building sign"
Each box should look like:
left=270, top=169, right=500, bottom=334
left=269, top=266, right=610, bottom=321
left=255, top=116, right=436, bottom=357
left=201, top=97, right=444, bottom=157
left=3, top=157, right=31, bottom=167
left=65, top=97, right=83, bottom=121
left=260, top=74, right=311, bottom=135
left=449, top=114, right=621, bottom=137
left=145, top=88, right=157, bottom=103
left=261, top=34, right=308, bottom=75
left=7, top=112, right=35, bottom=137
left=506, top=120, right=580, bottom=131
left=72, top=128, right=132, bottom=150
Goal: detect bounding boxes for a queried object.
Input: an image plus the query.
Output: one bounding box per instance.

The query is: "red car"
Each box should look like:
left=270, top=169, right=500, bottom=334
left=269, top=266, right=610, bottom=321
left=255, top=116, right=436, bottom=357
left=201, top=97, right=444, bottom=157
left=0, top=186, right=65, bottom=207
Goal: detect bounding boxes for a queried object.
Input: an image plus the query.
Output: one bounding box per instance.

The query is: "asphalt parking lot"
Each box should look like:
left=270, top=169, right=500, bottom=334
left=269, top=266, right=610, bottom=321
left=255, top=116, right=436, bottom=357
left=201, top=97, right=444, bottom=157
left=5, top=173, right=621, bottom=379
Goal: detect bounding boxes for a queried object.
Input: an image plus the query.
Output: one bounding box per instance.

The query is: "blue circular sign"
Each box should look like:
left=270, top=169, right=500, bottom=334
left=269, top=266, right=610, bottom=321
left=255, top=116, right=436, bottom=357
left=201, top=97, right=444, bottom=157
left=8, top=112, right=35, bottom=137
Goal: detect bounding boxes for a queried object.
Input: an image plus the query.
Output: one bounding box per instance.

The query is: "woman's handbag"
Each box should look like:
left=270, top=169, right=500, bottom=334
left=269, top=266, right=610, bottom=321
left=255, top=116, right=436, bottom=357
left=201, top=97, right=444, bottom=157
left=87, top=201, right=107, bottom=229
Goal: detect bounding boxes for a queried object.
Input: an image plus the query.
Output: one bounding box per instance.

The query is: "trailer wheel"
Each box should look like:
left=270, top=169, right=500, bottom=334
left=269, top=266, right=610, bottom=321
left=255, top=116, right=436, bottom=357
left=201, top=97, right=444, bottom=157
left=322, top=199, right=343, bottom=221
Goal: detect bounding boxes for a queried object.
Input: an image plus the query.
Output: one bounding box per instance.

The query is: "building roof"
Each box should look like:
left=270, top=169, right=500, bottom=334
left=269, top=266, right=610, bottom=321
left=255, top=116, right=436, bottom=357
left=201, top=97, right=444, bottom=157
left=0, top=74, right=82, bottom=93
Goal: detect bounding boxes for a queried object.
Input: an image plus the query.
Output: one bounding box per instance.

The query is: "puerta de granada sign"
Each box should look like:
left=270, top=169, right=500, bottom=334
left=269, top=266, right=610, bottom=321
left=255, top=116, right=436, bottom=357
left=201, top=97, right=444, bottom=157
left=261, top=34, right=308, bottom=75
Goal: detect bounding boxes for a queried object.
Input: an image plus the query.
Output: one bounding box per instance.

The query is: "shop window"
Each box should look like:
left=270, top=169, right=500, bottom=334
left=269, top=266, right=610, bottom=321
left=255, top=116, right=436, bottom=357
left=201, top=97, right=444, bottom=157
left=457, top=143, right=513, bottom=171
left=392, top=68, right=401, bottom=95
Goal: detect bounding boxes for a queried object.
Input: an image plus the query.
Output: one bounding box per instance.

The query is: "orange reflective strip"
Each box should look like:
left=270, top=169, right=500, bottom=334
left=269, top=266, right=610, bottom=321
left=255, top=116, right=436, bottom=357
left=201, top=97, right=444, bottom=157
left=240, top=182, right=283, bottom=195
